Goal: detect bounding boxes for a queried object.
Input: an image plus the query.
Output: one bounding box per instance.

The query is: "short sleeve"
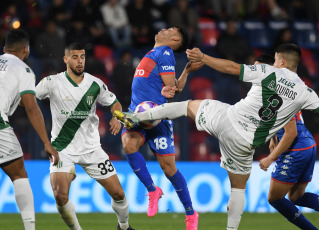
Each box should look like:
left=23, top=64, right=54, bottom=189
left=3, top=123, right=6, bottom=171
left=97, top=82, right=117, bottom=107
left=240, top=64, right=275, bottom=84
left=35, top=76, right=53, bottom=99
left=158, top=48, right=175, bottom=76
left=301, top=87, right=319, bottom=113
left=19, top=67, right=36, bottom=96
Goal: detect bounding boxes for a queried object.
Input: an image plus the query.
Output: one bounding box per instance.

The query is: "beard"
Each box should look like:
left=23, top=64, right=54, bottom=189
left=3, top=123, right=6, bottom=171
left=70, top=65, right=84, bottom=76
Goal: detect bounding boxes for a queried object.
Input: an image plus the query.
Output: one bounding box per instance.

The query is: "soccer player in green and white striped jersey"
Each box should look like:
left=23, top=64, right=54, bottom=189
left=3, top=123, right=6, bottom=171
left=0, top=29, right=59, bottom=230
left=115, top=43, right=319, bottom=230
left=36, top=43, right=134, bottom=230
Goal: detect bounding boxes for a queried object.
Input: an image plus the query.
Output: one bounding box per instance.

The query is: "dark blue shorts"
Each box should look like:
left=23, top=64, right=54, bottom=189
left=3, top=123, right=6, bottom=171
left=121, top=119, right=175, bottom=156
left=271, top=145, right=316, bottom=184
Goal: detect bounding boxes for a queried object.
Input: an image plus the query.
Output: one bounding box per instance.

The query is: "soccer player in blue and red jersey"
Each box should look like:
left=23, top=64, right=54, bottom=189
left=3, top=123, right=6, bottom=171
left=258, top=55, right=319, bottom=230
left=120, top=26, right=202, bottom=230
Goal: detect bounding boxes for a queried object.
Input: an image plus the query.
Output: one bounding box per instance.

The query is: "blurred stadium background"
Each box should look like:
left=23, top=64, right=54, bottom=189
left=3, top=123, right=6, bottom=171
left=1, top=0, right=319, bottom=223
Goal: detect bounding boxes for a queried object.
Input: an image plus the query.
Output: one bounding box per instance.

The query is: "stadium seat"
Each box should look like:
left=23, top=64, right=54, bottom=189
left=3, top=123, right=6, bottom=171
left=198, top=18, right=219, bottom=47
left=300, top=49, right=318, bottom=77
left=293, top=21, right=319, bottom=49
left=243, top=21, right=271, bottom=49
left=93, top=45, right=115, bottom=75
left=189, top=77, right=216, bottom=100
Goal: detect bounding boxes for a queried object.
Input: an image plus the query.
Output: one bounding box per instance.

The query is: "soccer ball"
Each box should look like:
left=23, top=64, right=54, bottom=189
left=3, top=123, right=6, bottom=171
left=134, top=101, right=161, bottom=129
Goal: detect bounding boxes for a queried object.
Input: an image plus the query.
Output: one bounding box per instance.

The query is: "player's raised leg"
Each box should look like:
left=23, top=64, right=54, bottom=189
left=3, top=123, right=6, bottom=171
left=157, top=155, right=198, bottom=230
left=97, top=174, right=135, bottom=230
left=51, top=172, right=82, bottom=230
left=2, top=158, right=35, bottom=230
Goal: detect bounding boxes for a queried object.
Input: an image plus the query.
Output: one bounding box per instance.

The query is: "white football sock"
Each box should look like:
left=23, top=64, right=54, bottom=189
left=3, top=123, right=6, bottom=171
left=112, top=197, right=129, bottom=230
left=13, top=178, right=35, bottom=230
left=56, top=201, right=82, bottom=230
left=135, top=101, right=189, bottom=121
left=227, top=188, right=245, bottom=230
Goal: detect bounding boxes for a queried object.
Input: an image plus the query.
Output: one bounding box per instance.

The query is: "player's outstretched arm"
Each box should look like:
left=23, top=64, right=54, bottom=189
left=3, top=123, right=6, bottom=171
left=186, top=48, right=241, bottom=76
left=259, top=120, right=297, bottom=171
left=21, top=93, right=59, bottom=165
left=109, top=100, right=122, bottom=135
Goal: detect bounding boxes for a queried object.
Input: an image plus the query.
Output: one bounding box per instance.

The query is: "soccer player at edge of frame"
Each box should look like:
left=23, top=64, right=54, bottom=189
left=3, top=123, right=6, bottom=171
left=0, top=29, right=59, bottom=230
left=255, top=54, right=319, bottom=230
left=116, top=26, right=203, bottom=230
left=35, top=42, right=135, bottom=230
left=114, top=43, right=319, bottom=230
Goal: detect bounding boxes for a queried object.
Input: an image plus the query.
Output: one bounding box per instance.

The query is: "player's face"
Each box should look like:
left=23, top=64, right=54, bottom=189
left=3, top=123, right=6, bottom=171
left=65, top=50, right=85, bottom=76
left=155, top=27, right=180, bottom=43
left=23, top=45, right=30, bottom=61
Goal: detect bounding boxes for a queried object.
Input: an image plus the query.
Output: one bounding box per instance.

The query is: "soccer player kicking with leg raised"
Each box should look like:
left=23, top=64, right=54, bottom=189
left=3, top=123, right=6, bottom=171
left=256, top=55, right=318, bottom=230
left=117, top=26, right=203, bottom=230
left=0, top=29, right=59, bottom=230
left=36, top=43, right=134, bottom=230
left=115, top=44, right=319, bottom=230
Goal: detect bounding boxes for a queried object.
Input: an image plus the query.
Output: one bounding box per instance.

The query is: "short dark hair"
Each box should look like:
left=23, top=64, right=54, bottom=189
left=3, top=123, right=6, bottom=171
left=274, top=43, right=301, bottom=66
left=174, top=26, right=189, bottom=53
left=255, top=54, right=275, bottom=65
left=5, top=29, right=30, bottom=50
left=65, top=42, right=86, bottom=52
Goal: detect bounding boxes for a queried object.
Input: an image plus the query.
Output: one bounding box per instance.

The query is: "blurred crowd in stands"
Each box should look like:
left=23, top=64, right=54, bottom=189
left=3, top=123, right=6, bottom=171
left=1, top=0, right=319, bottom=161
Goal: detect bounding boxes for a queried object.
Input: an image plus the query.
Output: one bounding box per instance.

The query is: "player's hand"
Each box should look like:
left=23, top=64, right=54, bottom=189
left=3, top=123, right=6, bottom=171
left=185, top=61, right=204, bottom=73
left=109, top=117, right=121, bottom=135
left=259, top=156, right=273, bottom=171
left=161, top=86, right=178, bottom=98
left=44, top=142, right=59, bottom=166
left=186, top=48, right=204, bottom=62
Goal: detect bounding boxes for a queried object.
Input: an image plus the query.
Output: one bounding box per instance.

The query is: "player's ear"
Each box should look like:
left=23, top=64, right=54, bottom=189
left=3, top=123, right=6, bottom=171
left=3, top=47, right=6, bottom=53
left=63, top=55, right=68, bottom=64
left=171, top=36, right=181, bottom=42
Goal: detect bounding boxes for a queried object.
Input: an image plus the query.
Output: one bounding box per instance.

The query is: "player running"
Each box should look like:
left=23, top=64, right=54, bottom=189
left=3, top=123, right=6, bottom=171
left=36, top=43, right=134, bottom=230
left=256, top=55, right=319, bottom=230
left=119, top=26, right=202, bottom=230
left=115, top=44, right=319, bottom=230
left=0, top=29, right=59, bottom=230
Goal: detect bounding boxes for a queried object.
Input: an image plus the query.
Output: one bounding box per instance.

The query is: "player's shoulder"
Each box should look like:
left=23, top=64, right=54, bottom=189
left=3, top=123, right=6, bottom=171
left=84, top=72, right=105, bottom=87
left=155, top=45, right=174, bottom=56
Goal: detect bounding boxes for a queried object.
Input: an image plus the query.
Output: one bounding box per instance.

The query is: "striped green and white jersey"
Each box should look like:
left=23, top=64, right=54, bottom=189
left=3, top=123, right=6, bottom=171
left=0, top=54, right=36, bottom=130
left=36, top=71, right=117, bottom=154
left=228, top=64, right=319, bottom=147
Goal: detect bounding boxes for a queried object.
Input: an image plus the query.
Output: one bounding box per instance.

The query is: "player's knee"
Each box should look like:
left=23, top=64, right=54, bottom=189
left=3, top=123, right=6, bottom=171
left=54, top=192, right=69, bottom=206
left=111, top=190, right=125, bottom=201
left=122, top=142, right=139, bottom=154
left=268, top=193, right=282, bottom=203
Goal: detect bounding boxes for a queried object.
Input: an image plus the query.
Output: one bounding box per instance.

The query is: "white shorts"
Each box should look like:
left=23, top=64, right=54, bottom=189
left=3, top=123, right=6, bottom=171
left=50, top=147, right=117, bottom=180
left=0, top=127, right=23, bottom=165
left=195, top=100, right=255, bottom=174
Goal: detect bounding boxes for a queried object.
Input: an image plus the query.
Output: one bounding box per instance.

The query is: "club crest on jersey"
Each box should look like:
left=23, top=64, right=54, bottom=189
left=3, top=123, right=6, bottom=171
left=163, top=50, right=170, bottom=55
left=86, top=94, right=94, bottom=106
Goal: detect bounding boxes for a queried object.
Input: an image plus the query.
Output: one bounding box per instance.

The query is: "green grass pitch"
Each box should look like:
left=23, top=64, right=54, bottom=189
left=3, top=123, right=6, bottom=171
left=1, top=212, right=318, bottom=229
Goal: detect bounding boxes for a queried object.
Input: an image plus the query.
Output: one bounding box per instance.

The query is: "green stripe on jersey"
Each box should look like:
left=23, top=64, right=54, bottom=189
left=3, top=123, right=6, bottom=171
left=0, top=113, right=9, bottom=130
left=65, top=71, right=79, bottom=87
left=253, top=72, right=279, bottom=147
left=52, top=82, right=100, bottom=151
left=20, top=90, right=36, bottom=96
left=239, top=64, right=244, bottom=81
left=314, top=107, right=319, bottom=114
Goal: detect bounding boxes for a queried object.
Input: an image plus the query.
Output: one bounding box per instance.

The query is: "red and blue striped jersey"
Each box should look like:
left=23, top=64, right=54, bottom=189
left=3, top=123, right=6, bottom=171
left=277, top=111, right=316, bottom=151
left=129, top=46, right=175, bottom=111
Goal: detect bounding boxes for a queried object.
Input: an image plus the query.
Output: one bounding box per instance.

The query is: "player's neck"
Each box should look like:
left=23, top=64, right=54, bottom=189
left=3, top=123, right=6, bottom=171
left=6, top=51, right=24, bottom=61
left=66, top=70, right=84, bottom=84
left=154, top=42, right=172, bottom=49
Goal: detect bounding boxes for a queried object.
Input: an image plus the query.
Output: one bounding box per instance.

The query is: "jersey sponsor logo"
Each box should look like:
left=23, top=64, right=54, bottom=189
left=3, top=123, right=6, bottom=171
left=61, top=110, right=90, bottom=119
left=222, top=159, right=236, bottom=171
left=134, top=57, right=156, bottom=78
left=161, top=66, right=175, bottom=71
left=244, top=115, right=264, bottom=128
left=248, top=65, right=257, bottom=71
left=163, top=50, right=170, bottom=56
left=278, top=77, right=295, bottom=89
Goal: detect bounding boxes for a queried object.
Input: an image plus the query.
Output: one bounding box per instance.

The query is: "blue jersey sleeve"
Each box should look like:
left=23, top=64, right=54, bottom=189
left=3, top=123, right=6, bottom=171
left=157, top=47, right=176, bottom=76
